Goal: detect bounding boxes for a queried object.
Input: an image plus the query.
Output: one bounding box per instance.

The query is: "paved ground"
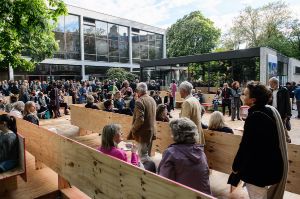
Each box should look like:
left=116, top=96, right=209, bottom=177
left=39, top=106, right=300, bottom=199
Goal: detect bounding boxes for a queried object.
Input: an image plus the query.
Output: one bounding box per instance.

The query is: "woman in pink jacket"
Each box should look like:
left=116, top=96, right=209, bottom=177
left=98, top=124, right=140, bottom=166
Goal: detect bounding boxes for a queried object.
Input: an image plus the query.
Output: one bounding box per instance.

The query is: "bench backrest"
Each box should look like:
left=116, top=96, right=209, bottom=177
left=69, top=105, right=300, bottom=195
left=8, top=112, right=214, bottom=199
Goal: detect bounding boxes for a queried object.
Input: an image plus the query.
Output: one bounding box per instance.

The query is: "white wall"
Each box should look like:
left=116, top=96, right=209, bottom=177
left=288, top=58, right=300, bottom=83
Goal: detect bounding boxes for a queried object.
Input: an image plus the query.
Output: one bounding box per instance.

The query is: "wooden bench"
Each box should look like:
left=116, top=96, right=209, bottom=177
left=69, top=105, right=300, bottom=195
left=0, top=134, right=27, bottom=194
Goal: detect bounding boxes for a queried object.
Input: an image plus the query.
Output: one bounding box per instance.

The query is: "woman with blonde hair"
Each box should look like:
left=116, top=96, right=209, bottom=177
left=23, top=101, right=39, bottom=125
left=208, top=111, right=233, bottom=133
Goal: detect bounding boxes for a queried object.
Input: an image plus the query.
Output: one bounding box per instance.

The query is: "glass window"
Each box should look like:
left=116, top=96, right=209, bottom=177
left=149, top=46, right=156, bottom=59
left=155, top=47, right=163, bottom=59
left=119, top=26, right=128, bottom=42
left=140, top=45, right=149, bottom=60
left=132, top=34, right=140, bottom=59
left=109, top=40, right=119, bottom=57
left=108, top=24, right=119, bottom=41
left=148, top=33, right=155, bottom=46
left=95, top=21, right=107, bottom=39
left=109, top=56, right=119, bottom=63
left=54, top=16, right=64, bottom=32
left=65, top=15, right=80, bottom=33
left=96, top=39, right=108, bottom=56
left=119, top=42, right=129, bottom=58
left=140, top=31, right=148, bottom=46
left=84, top=25, right=95, bottom=36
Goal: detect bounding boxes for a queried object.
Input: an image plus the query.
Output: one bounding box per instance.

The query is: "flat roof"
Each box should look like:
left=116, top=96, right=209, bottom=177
left=140, top=47, right=261, bottom=67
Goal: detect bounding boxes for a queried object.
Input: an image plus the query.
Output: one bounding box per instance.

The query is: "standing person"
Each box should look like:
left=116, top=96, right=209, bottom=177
left=156, top=104, right=169, bottom=122
left=285, top=82, right=294, bottom=110
left=269, top=77, right=292, bottom=143
left=179, top=81, right=205, bottom=145
left=229, top=81, right=288, bottom=199
left=79, top=82, right=88, bottom=104
left=294, top=84, right=300, bottom=118
left=231, top=81, right=242, bottom=121
left=127, top=82, right=156, bottom=165
left=170, top=80, right=177, bottom=109
left=221, top=83, right=232, bottom=116
left=49, top=83, right=60, bottom=118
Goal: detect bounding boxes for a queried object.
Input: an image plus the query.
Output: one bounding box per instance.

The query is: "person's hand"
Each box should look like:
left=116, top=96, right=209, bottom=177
left=131, top=143, right=138, bottom=153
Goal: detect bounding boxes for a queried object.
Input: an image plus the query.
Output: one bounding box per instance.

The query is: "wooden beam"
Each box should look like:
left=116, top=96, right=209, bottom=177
left=58, top=175, right=70, bottom=189
left=68, top=106, right=300, bottom=195
left=0, top=176, right=18, bottom=194
left=11, top=114, right=214, bottom=199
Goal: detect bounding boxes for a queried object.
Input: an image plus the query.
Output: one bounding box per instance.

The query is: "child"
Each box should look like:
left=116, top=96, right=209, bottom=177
left=98, top=124, right=140, bottom=166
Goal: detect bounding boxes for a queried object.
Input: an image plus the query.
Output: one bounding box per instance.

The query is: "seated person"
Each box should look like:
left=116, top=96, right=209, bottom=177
left=158, top=118, right=211, bottom=195
left=97, top=124, right=140, bottom=167
left=153, top=91, right=162, bottom=105
left=129, top=92, right=138, bottom=113
left=123, top=91, right=133, bottom=101
left=103, top=100, right=114, bottom=112
left=212, top=88, right=222, bottom=111
left=5, top=95, right=18, bottom=113
left=208, top=111, right=233, bottom=133
left=114, top=91, right=132, bottom=116
left=200, top=105, right=208, bottom=129
left=23, top=101, right=39, bottom=125
left=85, top=95, right=100, bottom=110
left=0, top=114, right=19, bottom=173
left=156, top=104, right=169, bottom=122
left=58, top=90, right=70, bottom=115
left=9, top=101, right=25, bottom=119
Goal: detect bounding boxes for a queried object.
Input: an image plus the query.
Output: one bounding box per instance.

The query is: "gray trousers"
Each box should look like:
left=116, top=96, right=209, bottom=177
left=137, top=141, right=153, bottom=163
left=231, top=97, right=241, bottom=120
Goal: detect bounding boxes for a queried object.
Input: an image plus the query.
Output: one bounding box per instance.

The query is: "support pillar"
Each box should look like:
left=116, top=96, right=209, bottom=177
left=9, top=65, right=14, bottom=81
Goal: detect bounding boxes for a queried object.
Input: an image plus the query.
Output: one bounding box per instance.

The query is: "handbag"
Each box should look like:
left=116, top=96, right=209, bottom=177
left=227, top=172, right=241, bottom=187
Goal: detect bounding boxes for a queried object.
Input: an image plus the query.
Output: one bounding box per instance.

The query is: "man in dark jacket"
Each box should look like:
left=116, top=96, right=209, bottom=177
left=269, top=77, right=291, bottom=142
left=221, top=83, right=232, bottom=116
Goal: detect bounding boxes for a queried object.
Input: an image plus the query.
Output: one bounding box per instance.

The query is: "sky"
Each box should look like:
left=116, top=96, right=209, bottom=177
left=63, top=0, right=300, bottom=33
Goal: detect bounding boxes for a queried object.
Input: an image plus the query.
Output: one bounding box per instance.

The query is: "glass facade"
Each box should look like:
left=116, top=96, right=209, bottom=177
left=132, top=29, right=163, bottom=64
left=83, top=18, right=129, bottom=63
left=54, top=14, right=81, bottom=60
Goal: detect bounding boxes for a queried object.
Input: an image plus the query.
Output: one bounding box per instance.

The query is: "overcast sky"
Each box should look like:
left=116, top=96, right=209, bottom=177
left=63, top=0, right=300, bottom=33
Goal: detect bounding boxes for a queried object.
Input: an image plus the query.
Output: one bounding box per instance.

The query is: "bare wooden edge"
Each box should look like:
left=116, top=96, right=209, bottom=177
left=0, top=176, right=18, bottom=194
left=8, top=113, right=214, bottom=199
left=68, top=106, right=300, bottom=195
left=58, top=175, right=71, bottom=189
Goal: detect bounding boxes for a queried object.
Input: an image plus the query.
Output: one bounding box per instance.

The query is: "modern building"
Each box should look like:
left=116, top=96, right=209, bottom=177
left=140, top=47, right=300, bottom=86
left=7, top=4, right=166, bottom=81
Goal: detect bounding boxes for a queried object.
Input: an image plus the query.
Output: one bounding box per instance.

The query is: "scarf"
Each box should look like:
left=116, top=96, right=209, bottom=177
left=266, top=105, right=289, bottom=199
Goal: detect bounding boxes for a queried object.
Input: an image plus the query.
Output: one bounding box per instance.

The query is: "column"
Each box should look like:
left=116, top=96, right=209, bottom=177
left=129, top=26, right=133, bottom=72
left=81, top=65, right=86, bottom=81
left=163, top=33, right=167, bottom=58
left=9, top=65, right=14, bottom=81
left=80, top=15, right=85, bottom=80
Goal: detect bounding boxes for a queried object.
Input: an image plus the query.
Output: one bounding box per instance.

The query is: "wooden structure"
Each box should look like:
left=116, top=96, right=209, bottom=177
left=0, top=112, right=214, bottom=199
left=69, top=105, right=300, bottom=195
left=0, top=134, right=27, bottom=194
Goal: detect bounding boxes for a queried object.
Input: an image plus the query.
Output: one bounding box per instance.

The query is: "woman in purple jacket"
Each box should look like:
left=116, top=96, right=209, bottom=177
left=158, top=117, right=211, bottom=195
left=98, top=124, right=140, bottom=167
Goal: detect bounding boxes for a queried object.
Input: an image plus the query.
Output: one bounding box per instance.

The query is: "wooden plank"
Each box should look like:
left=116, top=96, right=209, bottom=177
left=10, top=114, right=214, bottom=199
left=58, top=175, right=70, bottom=189
left=0, top=176, right=18, bottom=194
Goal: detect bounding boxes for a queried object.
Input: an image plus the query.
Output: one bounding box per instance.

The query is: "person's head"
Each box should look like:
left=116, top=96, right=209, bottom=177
left=156, top=104, right=168, bottom=120
left=38, top=92, right=44, bottom=97
left=179, top=81, right=193, bottom=99
left=232, top=81, right=240, bottom=89
left=123, top=80, right=129, bottom=87
left=169, top=118, right=199, bottom=144
left=126, top=91, right=132, bottom=97
left=101, top=124, right=122, bottom=150
left=245, top=81, right=272, bottom=107
left=208, top=111, right=226, bottom=130
left=13, top=101, right=25, bottom=112
left=24, top=101, right=36, bottom=115
left=269, top=77, right=279, bottom=90
left=223, top=83, right=228, bottom=88
left=286, top=82, right=291, bottom=87
left=87, top=95, right=94, bottom=104
left=172, top=79, right=176, bottom=84
left=0, top=114, right=17, bottom=134
left=133, top=92, right=138, bottom=100
left=136, top=82, right=148, bottom=97
left=104, top=100, right=113, bottom=110
left=149, top=90, right=155, bottom=97
left=114, top=91, right=121, bottom=99
left=10, top=95, right=18, bottom=103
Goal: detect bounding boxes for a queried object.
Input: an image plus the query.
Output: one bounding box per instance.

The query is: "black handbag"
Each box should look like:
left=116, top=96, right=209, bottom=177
left=227, top=172, right=241, bottom=187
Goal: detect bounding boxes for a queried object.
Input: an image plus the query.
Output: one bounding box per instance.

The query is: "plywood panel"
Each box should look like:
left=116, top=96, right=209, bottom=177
left=6, top=113, right=213, bottom=199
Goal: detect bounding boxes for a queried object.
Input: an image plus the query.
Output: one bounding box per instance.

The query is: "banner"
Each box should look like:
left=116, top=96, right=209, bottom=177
left=268, top=54, right=277, bottom=78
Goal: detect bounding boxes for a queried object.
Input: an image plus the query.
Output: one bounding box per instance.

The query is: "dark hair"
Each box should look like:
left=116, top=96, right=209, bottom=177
left=150, top=90, right=155, bottom=96
left=156, top=104, right=167, bottom=121
left=0, top=114, right=17, bottom=134
left=231, top=81, right=239, bottom=88
left=10, top=95, right=18, bottom=103
left=286, top=82, right=291, bottom=86
left=104, top=100, right=112, bottom=109
left=246, top=81, right=272, bottom=106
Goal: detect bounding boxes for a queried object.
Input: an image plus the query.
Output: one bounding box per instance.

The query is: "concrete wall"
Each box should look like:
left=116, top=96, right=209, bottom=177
left=288, top=58, right=300, bottom=83
left=259, top=47, right=277, bottom=84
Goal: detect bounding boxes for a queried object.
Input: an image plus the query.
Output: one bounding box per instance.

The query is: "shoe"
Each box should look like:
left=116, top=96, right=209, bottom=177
left=237, top=118, right=241, bottom=120
left=242, top=117, right=246, bottom=121
left=231, top=119, right=235, bottom=121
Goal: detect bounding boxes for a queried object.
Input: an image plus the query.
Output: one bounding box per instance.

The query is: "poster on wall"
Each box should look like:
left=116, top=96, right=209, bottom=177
left=268, top=54, right=278, bottom=78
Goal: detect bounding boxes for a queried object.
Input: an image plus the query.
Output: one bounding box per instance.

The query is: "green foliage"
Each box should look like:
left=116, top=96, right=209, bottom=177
left=106, top=68, right=138, bottom=82
left=222, top=1, right=300, bottom=59
left=167, top=11, right=221, bottom=57
left=0, top=0, right=67, bottom=71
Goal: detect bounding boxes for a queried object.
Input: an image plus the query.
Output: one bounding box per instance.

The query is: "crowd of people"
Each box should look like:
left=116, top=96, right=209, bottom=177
left=1, top=76, right=300, bottom=198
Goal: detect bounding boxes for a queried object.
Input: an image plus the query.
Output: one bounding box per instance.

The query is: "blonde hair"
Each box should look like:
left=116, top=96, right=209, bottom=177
left=24, top=101, right=36, bottom=116
left=208, top=111, right=226, bottom=130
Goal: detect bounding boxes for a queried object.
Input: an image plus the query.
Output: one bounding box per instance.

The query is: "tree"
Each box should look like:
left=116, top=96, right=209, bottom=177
left=222, top=1, right=300, bottom=59
left=106, top=68, right=137, bottom=83
left=167, top=11, right=221, bottom=57
left=0, top=0, right=67, bottom=71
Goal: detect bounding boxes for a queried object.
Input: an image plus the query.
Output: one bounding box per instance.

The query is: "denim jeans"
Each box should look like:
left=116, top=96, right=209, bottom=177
left=0, top=159, right=18, bottom=172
